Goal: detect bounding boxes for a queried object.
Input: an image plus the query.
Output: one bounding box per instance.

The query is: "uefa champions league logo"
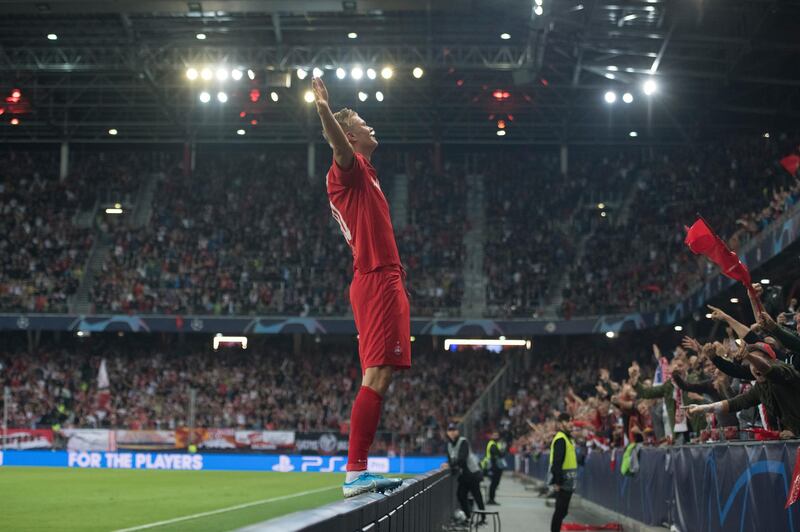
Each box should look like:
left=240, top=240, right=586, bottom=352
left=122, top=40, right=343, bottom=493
left=190, top=319, right=204, bottom=331
left=16, top=316, right=29, bottom=329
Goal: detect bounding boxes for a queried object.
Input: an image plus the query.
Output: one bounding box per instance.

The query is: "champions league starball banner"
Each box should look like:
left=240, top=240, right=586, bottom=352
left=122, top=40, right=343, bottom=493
left=518, top=441, right=800, bottom=532
left=0, top=450, right=446, bottom=474
left=3, top=200, right=800, bottom=337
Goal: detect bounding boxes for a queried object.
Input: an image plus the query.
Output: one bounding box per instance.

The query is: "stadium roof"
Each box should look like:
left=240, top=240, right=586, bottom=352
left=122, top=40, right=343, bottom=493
left=1, top=0, right=798, bottom=145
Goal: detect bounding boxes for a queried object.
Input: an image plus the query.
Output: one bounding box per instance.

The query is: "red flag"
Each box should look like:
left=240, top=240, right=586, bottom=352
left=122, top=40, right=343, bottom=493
left=786, top=447, right=800, bottom=508
left=684, top=218, right=752, bottom=286
left=780, top=154, right=800, bottom=176
left=97, top=359, right=111, bottom=411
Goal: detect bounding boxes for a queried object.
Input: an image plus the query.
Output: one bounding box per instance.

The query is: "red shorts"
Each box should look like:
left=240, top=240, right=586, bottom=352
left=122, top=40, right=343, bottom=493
left=350, top=266, right=411, bottom=373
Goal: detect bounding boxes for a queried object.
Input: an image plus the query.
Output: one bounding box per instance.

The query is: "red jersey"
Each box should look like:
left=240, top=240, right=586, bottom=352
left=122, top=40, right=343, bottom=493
left=326, top=153, right=402, bottom=273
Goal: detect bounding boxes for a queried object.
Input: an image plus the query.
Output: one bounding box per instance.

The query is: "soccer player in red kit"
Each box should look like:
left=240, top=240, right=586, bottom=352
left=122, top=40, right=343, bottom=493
left=312, top=77, right=411, bottom=497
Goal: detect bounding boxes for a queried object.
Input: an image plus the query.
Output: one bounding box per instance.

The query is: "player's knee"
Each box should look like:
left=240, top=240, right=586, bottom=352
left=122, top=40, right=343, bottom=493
left=363, top=365, right=393, bottom=395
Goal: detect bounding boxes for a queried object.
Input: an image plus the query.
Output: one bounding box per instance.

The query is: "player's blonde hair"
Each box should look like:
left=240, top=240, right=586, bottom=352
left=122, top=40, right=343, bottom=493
left=322, top=108, right=359, bottom=145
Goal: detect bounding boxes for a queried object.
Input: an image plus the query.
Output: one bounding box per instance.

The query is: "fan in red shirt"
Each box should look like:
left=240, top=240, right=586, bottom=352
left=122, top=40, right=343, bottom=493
left=312, top=76, right=410, bottom=498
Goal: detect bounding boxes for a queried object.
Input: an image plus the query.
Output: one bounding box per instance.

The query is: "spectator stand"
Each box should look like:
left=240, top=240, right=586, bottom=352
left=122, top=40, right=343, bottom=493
left=0, top=339, right=499, bottom=455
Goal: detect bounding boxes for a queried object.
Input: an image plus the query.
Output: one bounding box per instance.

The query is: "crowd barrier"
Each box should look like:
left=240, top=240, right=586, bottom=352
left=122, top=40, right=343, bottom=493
left=236, top=468, right=455, bottom=532
left=517, top=440, right=800, bottom=532
left=0, top=450, right=446, bottom=474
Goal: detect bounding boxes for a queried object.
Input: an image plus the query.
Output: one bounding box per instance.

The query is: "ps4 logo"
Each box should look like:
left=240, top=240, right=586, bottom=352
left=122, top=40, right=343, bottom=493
left=271, top=455, right=295, bottom=472
left=270, top=455, right=390, bottom=473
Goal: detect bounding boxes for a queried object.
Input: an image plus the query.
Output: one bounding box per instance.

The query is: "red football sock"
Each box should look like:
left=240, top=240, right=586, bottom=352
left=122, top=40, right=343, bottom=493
left=346, top=386, right=383, bottom=472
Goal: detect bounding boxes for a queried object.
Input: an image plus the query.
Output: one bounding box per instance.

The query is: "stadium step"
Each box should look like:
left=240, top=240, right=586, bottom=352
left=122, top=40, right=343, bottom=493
left=461, top=172, right=488, bottom=318
left=71, top=235, right=113, bottom=313
left=73, top=197, right=99, bottom=229
left=131, top=172, right=160, bottom=228
left=390, top=171, right=409, bottom=230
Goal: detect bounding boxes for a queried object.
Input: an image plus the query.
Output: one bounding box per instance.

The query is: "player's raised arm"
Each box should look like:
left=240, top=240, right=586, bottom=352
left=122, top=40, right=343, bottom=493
left=312, top=77, right=354, bottom=170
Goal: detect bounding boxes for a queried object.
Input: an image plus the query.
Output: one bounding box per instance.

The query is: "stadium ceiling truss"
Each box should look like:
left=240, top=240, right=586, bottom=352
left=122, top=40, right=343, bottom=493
left=0, top=0, right=798, bottom=146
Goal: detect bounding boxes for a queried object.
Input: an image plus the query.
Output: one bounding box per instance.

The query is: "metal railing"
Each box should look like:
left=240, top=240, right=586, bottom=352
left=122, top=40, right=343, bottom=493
left=235, top=468, right=455, bottom=532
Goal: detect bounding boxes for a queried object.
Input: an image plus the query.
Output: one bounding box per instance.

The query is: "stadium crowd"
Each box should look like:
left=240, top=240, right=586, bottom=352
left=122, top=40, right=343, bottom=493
left=91, top=151, right=350, bottom=316
left=0, top=150, right=186, bottom=314
left=483, top=149, right=639, bottom=318
left=1, top=151, right=91, bottom=313
left=0, top=340, right=498, bottom=454
left=562, top=135, right=800, bottom=316
left=504, top=283, right=800, bottom=455
left=89, top=149, right=467, bottom=317
left=2, top=136, right=798, bottom=319
left=398, top=151, right=467, bottom=315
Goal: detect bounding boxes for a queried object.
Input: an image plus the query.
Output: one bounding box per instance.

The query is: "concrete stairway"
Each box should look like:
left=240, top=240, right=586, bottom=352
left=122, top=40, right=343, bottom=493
left=131, top=173, right=160, bottom=228
left=69, top=173, right=159, bottom=313
left=70, top=235, right=112, bottom=314
left=73, top=198, right=99, bottom=229
left=460, top=173, right=487, bottom=318
left=390, top=172, right=408, bottom=230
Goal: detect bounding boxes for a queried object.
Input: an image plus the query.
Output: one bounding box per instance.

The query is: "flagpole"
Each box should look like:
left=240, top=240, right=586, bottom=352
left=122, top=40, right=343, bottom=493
left=3, top=386, right=9, bottom=452
left=188, top=388, right=197, bottom=451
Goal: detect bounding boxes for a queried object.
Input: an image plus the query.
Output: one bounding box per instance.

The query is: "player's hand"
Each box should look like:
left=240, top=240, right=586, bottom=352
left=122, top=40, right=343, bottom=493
left=312, top=77, right=329, bottom=108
